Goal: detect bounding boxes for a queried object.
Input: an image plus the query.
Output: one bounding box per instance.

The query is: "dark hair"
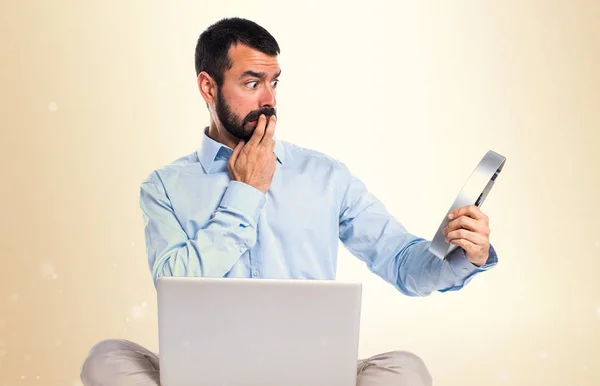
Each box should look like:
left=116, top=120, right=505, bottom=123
left=195, top=17, right=280, bottom=87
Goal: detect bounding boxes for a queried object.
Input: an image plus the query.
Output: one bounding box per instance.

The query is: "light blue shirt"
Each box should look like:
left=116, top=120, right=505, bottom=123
left=140, top=128, right=498, bottom=296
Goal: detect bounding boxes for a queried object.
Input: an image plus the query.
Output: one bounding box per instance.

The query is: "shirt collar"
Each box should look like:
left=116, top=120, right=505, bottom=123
left=197, top=127, right=285, bottom=173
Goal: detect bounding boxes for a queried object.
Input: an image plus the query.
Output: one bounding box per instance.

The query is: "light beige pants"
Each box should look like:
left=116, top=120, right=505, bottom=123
left=80, top=339, right=432, bottom=386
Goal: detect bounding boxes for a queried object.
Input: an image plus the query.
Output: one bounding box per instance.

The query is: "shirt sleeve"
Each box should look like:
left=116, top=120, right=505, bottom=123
left=140, top=172, right=266, bottom=287
left=336, top=162, right=498, bottom=297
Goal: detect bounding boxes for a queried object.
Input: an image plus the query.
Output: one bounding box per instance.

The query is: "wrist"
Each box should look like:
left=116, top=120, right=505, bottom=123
left=469, top=255, right=488, bottom=267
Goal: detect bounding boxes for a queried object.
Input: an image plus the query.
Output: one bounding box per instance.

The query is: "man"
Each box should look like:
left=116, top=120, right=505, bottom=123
left=81, top=17, right=498, bottom=386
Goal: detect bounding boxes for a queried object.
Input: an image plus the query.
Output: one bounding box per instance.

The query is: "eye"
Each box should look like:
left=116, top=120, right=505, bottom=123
left=271, top=80, right=279, bottom=88
left=246, top=81, right=258, bottom=89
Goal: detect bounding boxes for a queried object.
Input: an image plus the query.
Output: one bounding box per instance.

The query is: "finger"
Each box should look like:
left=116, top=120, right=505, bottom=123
left=262, top=114, right=277, bottom=143
left=448, top=238, right=478, bottom=257
left=247, top=114, right=267, bottom=148
left=449, top=237, right=489, bottom=263
left=443, top=216, right=487, bottom=236
left=228, top=139, right=245, bottom=166
left=448, top=205, right=486, bottom=222
left=445, top=228, right=487, bottom=246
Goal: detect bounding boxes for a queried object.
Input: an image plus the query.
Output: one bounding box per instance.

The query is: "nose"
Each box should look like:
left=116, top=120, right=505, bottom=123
left=259, top=84, right=276, bottom=108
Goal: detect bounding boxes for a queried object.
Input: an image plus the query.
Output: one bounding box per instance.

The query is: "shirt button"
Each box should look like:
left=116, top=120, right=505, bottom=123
left=239, top=246, right=245, bottom=253
left=253, top=270, right=259, bottom=276
left=463, top=268, right=469, bottom=274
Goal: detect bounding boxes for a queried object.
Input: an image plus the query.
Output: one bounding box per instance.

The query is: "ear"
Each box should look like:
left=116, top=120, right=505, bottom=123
left=197, top=71, right=217, bottom=105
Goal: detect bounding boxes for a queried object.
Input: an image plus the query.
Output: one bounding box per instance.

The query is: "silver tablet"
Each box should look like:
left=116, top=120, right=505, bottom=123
left=429, top=150, right=506, bottom=259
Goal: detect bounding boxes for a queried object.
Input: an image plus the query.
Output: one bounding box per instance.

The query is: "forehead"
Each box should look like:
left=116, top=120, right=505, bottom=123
left=226, top=43, right=280, bottom=76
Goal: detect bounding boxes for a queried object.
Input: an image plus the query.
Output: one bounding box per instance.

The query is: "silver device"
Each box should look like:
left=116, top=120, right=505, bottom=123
left=429, top=150, right=506, bottom=259
left=157, top=276, right=363, bottom=386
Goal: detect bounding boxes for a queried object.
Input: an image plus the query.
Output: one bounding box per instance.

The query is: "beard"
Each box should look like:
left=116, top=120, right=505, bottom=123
left=215, top=88, right=277, bottom=142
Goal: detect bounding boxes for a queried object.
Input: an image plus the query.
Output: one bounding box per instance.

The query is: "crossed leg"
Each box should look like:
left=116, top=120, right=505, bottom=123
left=81, top=339, right=432, bottom=386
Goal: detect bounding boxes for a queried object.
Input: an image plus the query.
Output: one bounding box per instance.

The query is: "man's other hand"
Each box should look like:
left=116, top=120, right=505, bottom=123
left=443, top=205, right=491, bottom=267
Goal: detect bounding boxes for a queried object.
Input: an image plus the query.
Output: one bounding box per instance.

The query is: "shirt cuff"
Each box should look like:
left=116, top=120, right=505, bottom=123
left=446, top=243, right=499, bottom=279
left=219, top=180, right=266, bottom=223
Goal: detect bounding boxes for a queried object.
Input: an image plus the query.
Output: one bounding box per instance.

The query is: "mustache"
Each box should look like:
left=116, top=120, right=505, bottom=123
left=244, top=107, right=277, bottom=124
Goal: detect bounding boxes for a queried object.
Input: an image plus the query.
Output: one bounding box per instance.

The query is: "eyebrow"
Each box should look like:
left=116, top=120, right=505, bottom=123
left=239, top=69, right=282, bottom=80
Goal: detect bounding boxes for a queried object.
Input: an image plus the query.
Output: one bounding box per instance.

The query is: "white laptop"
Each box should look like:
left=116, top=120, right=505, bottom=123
left=156, top=276, right=362, bottom=386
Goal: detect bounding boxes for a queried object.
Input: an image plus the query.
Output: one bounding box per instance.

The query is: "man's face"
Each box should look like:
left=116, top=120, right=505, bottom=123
left=214, top=43, right=280, bottom=142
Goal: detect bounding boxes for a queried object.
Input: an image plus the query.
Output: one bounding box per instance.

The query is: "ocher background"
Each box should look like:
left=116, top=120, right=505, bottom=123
left=1, top=0, right=599, bottom=385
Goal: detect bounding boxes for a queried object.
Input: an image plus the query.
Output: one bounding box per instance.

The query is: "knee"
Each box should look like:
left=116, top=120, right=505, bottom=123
left=83, top=338, right=134, bottom=365
left=386, top=350, right=427, bottom=366
left=391, top=351, right=432, bottom=385
left=87, top=338, right=133, bottom=356
left=380, top=350, right=432, bottom=386
left=80, top=339, right=137, bottom=385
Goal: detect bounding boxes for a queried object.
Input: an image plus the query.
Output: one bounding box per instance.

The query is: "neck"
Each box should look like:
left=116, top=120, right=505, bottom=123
left=207, top=121, right=240, bottom=150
